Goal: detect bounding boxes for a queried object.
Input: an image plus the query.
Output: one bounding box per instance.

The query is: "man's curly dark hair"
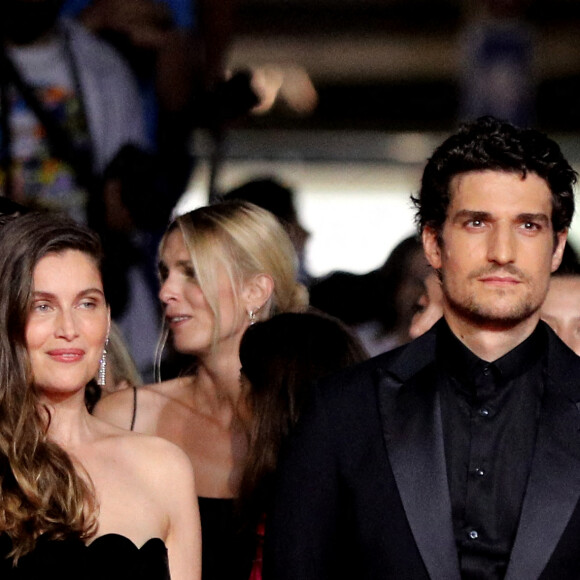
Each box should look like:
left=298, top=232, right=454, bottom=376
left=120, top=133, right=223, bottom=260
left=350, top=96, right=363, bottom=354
left=412, top=116, right=577, bottom=242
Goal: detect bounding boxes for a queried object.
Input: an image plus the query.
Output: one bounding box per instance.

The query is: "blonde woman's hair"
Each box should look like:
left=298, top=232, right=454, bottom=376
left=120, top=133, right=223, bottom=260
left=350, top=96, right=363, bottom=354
left=0, top=213, right=99, bottom=560
left=158, top=201, right=308, bottom=355
left=106, top=322, right=143, bottom=390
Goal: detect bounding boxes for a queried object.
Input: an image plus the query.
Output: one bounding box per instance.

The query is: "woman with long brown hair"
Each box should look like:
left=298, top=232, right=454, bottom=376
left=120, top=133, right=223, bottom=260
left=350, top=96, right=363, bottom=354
left=0, top=212, right=200, bottom=579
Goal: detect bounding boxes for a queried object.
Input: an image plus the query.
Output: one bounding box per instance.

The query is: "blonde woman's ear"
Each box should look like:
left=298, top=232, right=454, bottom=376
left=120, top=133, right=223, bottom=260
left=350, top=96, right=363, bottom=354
left=244, top=273, right=275, bottom=317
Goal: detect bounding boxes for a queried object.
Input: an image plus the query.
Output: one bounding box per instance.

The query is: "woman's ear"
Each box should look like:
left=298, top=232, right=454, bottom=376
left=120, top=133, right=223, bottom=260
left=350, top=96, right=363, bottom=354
left=243, top=273, right=275, bottom=315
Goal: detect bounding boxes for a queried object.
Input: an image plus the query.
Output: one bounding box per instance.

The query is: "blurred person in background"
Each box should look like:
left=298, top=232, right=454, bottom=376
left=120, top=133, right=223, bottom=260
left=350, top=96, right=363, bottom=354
left=310, top=234, right=431, bottom=355
left=541, top=273, right=580, bottom=357
left=408, top=270, right=444, bottom=340
left=224, top=176, right=312, bottom=285
left=0, top=0, right=163, bottom=378
left=459, top=0, right=535, bottom=127
left=61, top=0, right=317, bottom=201
left=540, top=242, right=580, bottom=356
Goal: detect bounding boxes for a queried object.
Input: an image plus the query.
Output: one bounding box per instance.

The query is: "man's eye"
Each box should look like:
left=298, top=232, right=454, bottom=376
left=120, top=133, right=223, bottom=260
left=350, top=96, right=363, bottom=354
left=522, top=222, right=540, bottom=231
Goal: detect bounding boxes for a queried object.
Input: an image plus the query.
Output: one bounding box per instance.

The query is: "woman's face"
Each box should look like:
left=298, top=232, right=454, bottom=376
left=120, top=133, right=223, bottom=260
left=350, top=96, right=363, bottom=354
left=158, top=229, right=249, bottom=357
left=25, top=250, right=110, bottom=398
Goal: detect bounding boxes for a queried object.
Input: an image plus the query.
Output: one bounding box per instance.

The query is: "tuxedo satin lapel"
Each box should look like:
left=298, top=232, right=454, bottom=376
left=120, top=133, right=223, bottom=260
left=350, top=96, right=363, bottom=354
left=506, top=369, right=580, bottom=579
left=377, top=367, right=461, bottom=580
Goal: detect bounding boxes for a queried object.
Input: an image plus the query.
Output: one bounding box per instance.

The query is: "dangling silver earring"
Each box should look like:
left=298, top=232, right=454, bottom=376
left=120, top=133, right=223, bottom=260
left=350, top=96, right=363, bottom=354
left=248, top=309, right=256, bottom=326
left=97, top=338, right=109, bottom=387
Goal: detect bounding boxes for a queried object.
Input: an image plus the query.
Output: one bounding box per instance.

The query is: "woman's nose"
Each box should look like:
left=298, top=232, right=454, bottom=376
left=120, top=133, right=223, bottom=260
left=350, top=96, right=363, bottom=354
left=56, top=310, right=79, bottom=340
left=159, top=276, right=178, bottom=304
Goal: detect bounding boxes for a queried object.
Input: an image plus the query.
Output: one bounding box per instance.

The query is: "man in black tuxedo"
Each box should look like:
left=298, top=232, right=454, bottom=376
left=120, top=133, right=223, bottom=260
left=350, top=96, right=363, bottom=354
left=263, top=116, right=580, bottom=580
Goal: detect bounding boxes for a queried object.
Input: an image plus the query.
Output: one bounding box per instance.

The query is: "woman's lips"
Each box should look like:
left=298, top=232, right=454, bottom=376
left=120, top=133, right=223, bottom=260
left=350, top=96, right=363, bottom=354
left=47, top=349, right=85, bottom=362
left=166, top=314, right=191, bottom=327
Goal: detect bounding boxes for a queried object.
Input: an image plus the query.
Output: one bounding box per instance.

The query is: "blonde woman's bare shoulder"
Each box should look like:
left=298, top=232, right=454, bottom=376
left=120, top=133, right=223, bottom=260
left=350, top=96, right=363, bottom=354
left=92, top=384, right=140, bottom=430
left=145, top=376, right=190, bottom=398
left=93, top=379, right=186, bottom=433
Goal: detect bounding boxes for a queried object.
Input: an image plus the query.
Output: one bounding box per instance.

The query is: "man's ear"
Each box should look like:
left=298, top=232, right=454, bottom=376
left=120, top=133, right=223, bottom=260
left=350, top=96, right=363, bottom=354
left=243, top=273, right=275, bottom=313
left=422, top=226, right=442, bottom=270
left=551, top=229, right=568, bottom=273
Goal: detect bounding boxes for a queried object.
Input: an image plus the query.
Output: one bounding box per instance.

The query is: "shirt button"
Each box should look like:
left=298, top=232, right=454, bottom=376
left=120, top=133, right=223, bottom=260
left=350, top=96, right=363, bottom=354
left=469, top=530, right=479, bottom=540
left=478, top=407, right=490, bottom=417
left=475, top=468, right=485, bottom=477
left=483, top=366, right=490, bottom=376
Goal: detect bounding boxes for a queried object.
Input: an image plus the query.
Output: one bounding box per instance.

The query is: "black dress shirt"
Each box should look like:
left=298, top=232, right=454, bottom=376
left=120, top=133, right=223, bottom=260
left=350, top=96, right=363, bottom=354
left=436, top=321, right=547, bottom=580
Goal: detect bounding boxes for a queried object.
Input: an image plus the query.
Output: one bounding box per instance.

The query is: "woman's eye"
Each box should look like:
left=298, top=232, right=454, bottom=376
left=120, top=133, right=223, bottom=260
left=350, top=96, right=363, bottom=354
left=158, top=264, right=168, bottom=282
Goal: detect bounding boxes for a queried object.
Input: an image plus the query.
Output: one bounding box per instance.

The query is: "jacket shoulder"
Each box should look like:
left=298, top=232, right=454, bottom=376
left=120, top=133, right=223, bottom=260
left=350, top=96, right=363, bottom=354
left=316, top=322, right=439, bottom=404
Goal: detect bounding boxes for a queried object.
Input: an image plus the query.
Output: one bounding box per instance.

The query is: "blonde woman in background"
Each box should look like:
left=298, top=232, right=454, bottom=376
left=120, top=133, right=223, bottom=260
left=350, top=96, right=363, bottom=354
left=95, top=200, right=308, bottom=580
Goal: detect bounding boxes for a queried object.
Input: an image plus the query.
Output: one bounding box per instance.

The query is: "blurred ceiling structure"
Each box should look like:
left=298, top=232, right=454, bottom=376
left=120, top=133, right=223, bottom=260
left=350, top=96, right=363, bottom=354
left=228, top=0, right=580, bottom=132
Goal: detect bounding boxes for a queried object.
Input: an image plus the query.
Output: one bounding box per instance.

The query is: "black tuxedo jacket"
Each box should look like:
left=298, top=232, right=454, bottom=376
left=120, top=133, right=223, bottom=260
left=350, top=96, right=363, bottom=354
left=263, top=320, right=580, bottom=580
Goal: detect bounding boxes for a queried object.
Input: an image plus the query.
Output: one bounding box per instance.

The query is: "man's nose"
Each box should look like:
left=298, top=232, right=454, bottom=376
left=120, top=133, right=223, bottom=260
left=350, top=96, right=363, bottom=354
left=487, top=225, right=516, bottom=265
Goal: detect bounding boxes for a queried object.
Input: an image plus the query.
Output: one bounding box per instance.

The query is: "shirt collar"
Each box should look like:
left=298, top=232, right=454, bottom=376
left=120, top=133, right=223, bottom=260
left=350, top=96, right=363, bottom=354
left=437, top=318, right=547, bottom=386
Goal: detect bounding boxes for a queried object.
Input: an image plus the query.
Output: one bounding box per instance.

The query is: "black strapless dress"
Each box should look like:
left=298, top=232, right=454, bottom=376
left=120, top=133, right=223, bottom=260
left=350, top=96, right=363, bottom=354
left=0, top=533, right=170, bottom=579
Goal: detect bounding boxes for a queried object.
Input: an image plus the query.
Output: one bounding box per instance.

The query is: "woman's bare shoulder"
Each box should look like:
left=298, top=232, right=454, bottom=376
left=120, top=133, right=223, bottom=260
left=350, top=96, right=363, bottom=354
left=97, top=423, right=196, bottom=488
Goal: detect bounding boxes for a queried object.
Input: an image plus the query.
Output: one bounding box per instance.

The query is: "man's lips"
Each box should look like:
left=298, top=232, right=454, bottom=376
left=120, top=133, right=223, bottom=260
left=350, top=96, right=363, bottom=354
left=47, top=349, right=85, bottom=362
left=478, top=275, right=521, bottom=285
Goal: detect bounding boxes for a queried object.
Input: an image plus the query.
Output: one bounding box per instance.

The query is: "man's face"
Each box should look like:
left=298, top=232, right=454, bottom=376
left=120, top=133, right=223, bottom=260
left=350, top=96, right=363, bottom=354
left=423, top=170, right=566, bottom=330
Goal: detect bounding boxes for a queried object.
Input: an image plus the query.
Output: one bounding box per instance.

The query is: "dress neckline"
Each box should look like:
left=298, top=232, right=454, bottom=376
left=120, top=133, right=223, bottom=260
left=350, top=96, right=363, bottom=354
left=82, top=534, right=166, bottom=550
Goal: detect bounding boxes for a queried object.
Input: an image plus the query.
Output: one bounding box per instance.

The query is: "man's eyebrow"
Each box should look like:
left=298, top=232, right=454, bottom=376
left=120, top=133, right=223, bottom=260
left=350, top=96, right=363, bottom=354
left=451, top=210, right=551, bottom=225
left=516, top=213, right=550, bottom=225
left=452, top=210, right=492, bottom=222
